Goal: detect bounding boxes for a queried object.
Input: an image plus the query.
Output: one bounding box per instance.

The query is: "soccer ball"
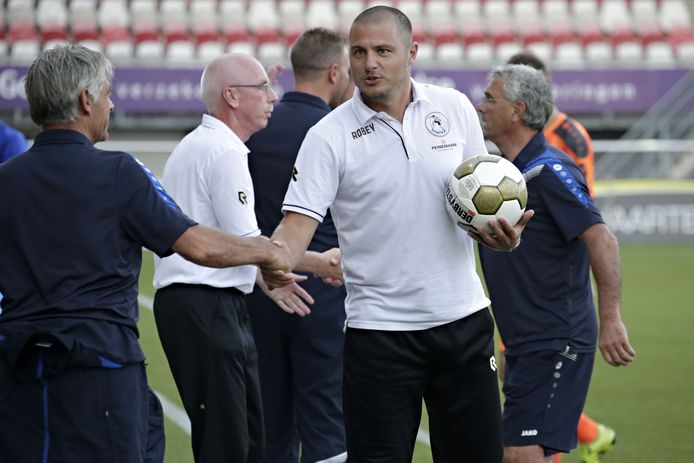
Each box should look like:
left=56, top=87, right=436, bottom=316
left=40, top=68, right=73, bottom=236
left=445, top=154, right=527, bottom=232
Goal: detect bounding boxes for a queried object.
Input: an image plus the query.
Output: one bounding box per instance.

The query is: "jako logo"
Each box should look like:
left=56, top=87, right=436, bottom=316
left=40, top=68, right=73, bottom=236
left=489, top=356, right=497, bottom=372
left=521, top=430, right=538, bottom=437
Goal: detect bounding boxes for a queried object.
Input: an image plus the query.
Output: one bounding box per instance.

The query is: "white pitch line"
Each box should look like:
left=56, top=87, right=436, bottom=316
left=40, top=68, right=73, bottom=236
left=154, top=390, right=192, bottom=435
left=138, top=294, right=431, bottom=446
left=138, top=294, right=192, bottom=435
left=416, top=428, right=431, bottom=446
left=138, top=294, right=154, bottom=312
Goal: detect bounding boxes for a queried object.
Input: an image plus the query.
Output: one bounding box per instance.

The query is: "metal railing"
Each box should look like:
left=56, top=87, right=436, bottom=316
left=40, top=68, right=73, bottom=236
left=596, top=70, right=694, bottom=179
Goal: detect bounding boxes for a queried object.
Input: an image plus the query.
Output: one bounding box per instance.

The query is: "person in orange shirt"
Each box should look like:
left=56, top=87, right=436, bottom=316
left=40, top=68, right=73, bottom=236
left=545, top=112, right=595, bottom=198
left=504, top=52, right=610, bottom=463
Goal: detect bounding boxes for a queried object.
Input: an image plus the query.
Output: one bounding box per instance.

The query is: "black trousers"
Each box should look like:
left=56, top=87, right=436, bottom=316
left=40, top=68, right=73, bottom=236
left=343, top=308, right=503, bottom=463
left=154, top=284, right=264, bottom=463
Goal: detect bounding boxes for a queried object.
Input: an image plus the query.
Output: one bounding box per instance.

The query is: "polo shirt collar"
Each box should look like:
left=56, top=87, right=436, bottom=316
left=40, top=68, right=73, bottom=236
left=513, top=130, right=548, bottom=170
left=33, top=129, right=92, bottom=146
left=351, top=77, right=430, bottom=124
left=281, top=91, right=331, bottom=111
left=201, top=114, right=248, bottom=154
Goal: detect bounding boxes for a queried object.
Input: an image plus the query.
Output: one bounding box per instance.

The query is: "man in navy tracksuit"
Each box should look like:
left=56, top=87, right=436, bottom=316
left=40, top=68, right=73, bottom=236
left=476, top=64, right=636, bottom=463
left=0, top=44, right=293, bottom=463
left=246, top=28, right=353, bottom=463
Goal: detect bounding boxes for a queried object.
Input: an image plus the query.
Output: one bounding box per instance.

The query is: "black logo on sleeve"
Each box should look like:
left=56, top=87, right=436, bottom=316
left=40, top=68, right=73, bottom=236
left=238, top=192, right=248, bottom=205
left=351, top=122, right=375, bottom=139
left=292, top=166, right=298, bottom=182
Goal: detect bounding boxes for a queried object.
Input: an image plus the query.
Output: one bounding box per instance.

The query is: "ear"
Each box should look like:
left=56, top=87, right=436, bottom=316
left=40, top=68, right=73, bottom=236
left=79, top=89, right=92, bottom=115
left=223, top=87, right=240, bottom=109
left=328, top=63, right=339, bottom=84
left=512, top=101, right=526, bottom=122
left=408, top=42, right=419, bottom=65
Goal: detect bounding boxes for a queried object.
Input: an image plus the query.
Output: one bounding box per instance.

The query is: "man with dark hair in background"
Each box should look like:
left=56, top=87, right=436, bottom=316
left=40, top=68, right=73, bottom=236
left=0, top=44, right=293, bottom=463
left=246, top=27, right=353, bottom=463
left=506, top=51, right=613, bottom=463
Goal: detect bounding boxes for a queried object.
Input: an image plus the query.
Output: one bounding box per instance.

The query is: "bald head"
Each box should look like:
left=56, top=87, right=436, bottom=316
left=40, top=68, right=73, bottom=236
left=201, top=53, right=267, bottom=112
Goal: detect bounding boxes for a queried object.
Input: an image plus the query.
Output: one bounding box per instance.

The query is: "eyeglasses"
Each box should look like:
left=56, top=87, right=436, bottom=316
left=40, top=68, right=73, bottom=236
left=227, top=81, right=274, bottom=92
left=482, top=93, right=513, bottom=104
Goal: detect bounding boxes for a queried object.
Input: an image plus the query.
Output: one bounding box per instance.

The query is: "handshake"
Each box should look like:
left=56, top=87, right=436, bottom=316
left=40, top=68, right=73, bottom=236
left=253, top=236, right=343, bottom=318
left=256, top=236, right=344, bottom=290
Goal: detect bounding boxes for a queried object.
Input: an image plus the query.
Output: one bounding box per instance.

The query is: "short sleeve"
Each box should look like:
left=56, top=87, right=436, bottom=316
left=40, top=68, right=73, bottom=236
left=538, top=164, right=603, bottom=242
left=117, top=155, right=196, bottom=257
left=207, top=148, right=259, bottom=237
left=282, top=127, right=341, bottom=222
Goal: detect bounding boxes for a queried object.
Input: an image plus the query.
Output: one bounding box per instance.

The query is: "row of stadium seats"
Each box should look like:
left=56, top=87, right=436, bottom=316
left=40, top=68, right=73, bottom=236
left=1, top=0, right=693, bottom=67
left=2, top=0, right=691, bottom=36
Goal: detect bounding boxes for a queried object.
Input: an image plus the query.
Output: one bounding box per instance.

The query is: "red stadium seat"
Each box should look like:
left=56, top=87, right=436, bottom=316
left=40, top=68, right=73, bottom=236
left=101, top=25, right=131, bottom=45
left=578, top=26, right=604, bottom=48
left=223, top=25, right=251, bottom=45
left=282, top=27, right=303, bottom=47
left=518, top=25, right=546, bottom=48
left=489, top=25, right=515, bottom=47
left=41, top=24, right=68, bottom=43
left=432, top=27, right=458, bottom=47
left=194, top=27, right=220, bottom=47
left=73, top=24, right=99, bottom=43
left=459, top=25, right=487, bottom=47
left=37, top=0, right=69, bottom=42
left=668, top=26, right=694, bottom=47
left=639, top=24, right=666, bottom=48
left=548, top=26, right=575, bottom=48
left=134, top=26, right=159, bottom=46
left=255, top=27, right=281, bottom=46
left=8, top=22, right=38, bottom=45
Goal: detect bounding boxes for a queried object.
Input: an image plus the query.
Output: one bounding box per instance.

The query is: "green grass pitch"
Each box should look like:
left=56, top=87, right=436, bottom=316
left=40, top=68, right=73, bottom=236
left=138, top=243, right=694, bottom=462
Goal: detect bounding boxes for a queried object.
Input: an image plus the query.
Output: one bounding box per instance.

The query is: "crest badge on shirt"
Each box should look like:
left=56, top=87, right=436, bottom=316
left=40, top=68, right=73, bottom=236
left=425, top=112, right=450, bottom=137
left=238, top=191, right=248, bottom=205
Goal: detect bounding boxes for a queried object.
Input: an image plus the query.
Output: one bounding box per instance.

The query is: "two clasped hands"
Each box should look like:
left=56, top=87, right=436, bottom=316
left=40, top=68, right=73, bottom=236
left=255, top=238, right=343, bottom=317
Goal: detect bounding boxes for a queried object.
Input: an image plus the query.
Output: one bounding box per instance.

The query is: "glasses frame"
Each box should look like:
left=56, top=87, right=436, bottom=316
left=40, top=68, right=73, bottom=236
left=226, top=81, right=274, bottom=92
left=481, top=93, right=514, bottom=104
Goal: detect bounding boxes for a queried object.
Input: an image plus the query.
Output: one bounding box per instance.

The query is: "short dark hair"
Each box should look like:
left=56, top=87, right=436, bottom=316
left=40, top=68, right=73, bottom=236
left=290, top=28, right=347, bottom=80
left=351, top=6, right=413, bottom=46
left=507, top=51, right=549, bottom=76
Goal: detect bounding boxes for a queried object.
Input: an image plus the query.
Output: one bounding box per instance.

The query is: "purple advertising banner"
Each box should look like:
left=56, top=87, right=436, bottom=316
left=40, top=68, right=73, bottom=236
left=0, top=64, right=687, bottom=114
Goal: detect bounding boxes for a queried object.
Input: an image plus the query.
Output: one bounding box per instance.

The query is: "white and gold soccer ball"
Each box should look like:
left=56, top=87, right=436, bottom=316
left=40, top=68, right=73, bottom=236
left=445, top=154, right=527, bottom=232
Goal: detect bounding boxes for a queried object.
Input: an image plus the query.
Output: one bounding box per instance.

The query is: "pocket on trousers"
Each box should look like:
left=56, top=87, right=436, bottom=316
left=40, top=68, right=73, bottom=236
left=209, top=294, right=245, bottom=355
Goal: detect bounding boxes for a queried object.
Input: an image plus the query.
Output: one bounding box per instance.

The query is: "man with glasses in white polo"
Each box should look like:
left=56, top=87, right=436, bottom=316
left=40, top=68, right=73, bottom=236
left=153, top=53, right=342, bottom=463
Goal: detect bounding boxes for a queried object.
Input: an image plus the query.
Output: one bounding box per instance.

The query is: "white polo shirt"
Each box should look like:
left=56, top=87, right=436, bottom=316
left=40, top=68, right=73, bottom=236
left=283, top=79, right=491, bottom=330
left=154, top=114, right=260, bottom=294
